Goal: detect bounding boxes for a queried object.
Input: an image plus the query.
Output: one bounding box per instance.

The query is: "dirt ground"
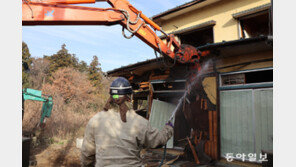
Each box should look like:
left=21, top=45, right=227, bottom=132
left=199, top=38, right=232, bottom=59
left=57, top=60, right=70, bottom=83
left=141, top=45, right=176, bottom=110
left=29, top=139, right=262, bottom=167
left=29, top=140, right=184, bottom=167
left=30, top=138, right=81, bottom=167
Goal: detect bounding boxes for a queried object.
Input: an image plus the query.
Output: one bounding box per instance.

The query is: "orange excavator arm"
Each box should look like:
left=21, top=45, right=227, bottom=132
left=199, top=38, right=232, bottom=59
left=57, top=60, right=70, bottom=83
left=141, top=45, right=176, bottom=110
left=22, top=0, right=209, bottom=64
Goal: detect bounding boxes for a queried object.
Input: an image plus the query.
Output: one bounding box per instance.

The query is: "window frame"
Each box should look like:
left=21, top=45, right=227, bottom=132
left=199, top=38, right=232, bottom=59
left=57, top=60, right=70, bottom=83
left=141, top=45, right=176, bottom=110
left=233, top=3, right=272, bottom=39
left=219, top=67, right=273, bottom=89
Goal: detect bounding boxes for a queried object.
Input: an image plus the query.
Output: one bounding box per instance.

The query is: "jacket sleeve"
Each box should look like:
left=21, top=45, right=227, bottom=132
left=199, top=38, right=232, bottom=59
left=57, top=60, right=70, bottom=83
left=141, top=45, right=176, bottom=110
left=142, top=123, right=174, bottom=148
left=81, top=119, right=96, bottom=167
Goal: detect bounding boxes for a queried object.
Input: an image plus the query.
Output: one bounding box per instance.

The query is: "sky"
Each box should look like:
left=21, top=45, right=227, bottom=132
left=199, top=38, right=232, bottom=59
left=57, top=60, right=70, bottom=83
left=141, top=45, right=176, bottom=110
left=22, top=0, right=192, bottom=72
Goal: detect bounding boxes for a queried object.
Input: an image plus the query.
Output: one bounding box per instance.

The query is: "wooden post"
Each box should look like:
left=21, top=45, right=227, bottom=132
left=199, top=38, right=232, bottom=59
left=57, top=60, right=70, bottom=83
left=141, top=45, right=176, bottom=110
left=147, top=82, right=153, bottom=119
left=208, top=110, right=213, bottom=158
left=133, top=98, right=138, bottom=110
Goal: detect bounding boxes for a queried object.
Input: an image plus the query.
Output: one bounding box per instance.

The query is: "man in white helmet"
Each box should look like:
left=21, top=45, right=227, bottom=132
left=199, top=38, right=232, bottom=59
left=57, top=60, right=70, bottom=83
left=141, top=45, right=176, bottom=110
left=81, top=77, right=174, bottom=167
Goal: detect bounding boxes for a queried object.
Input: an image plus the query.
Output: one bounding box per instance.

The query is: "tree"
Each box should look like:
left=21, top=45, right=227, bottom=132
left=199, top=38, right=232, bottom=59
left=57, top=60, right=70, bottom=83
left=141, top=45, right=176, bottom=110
left=22, top=41, right=32, bottom=88
left=43, top=67, right=95, bottom=103
left=29, top=58, right=50, bottom=89
left=45, top=44, right=79, bottom=75
left=78, top=60, right=88, bottom=73
left=88, top=55, right=102, bottom=88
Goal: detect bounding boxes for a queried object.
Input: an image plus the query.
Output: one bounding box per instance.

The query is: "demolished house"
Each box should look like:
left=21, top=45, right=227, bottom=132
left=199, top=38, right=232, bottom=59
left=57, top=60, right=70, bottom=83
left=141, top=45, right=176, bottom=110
left=107, top=0, right=273, bottom=166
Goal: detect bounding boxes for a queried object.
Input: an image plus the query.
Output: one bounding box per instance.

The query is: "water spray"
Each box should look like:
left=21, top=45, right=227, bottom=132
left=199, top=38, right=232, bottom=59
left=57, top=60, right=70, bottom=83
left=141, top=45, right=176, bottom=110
left=158, top=61, right=212, bottom=166
left=167, top=60, right=212, bottom=123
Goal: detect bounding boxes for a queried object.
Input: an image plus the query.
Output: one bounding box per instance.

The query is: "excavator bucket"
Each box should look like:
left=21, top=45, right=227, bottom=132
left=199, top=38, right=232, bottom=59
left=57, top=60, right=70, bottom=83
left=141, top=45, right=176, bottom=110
left=40, top=96, right=53, bottom=124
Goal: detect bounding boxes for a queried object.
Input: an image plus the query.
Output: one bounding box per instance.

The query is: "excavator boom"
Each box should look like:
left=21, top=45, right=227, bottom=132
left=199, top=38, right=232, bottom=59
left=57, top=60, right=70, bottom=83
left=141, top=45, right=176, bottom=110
left=22, top=0, right=209, bottom=64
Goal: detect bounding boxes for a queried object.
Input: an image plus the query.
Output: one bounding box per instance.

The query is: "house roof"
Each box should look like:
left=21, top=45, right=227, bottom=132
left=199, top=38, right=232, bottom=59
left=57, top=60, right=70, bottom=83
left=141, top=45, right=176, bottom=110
left=107, top=36, right=273, bottom=77
left=158, top=20, right=216, bottom=39
left=106, top=57, right=165, bottom=77
left=197, top=35, right=273, bottom=57
left=151, top=0, right=205, bottom=20
left=232, top=3, right=271, bottom=19
left=151, top=0, right=222, bottom=24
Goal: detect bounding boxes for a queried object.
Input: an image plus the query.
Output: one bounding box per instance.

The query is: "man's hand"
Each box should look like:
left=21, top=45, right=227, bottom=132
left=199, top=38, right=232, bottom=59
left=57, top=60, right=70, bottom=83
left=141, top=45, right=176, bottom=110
left=165, top=121, right=174, bottom=128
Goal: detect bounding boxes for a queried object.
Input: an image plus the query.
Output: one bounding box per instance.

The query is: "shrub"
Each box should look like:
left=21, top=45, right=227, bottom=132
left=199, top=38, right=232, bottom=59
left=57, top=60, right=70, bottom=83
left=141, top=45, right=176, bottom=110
left=22, top=67, right=111, bottom=139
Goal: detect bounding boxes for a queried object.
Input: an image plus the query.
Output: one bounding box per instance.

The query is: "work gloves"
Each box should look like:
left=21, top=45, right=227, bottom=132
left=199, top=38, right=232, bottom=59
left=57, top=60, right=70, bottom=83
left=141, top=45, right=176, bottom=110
left=165, top=121, right=174, bottom=128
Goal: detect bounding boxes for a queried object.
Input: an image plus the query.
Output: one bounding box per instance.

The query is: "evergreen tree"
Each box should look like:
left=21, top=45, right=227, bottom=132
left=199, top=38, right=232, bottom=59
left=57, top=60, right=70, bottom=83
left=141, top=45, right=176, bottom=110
left=45, top=44, right=79, bottom=75
left=22, top=41, right=32, bottom=88
left=78, top=60, right=88, bottom=72
left=88, top=55, right=102, bottom=87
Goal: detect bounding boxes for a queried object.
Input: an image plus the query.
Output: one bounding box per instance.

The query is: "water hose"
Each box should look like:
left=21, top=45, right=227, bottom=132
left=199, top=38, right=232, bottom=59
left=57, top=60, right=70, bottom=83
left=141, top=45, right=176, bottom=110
left=158, top=144, right=167, bottom=167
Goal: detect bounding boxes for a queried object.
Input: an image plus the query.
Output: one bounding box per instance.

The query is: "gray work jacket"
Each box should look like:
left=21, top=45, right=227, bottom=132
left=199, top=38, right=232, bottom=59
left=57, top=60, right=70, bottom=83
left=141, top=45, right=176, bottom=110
left=81, top=108, right=173, bottom=167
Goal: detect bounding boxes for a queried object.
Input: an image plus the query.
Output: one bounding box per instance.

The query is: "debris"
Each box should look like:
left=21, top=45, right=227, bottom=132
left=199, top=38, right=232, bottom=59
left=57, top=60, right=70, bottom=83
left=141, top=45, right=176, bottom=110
left=187, top=137, right=200, bottom=164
